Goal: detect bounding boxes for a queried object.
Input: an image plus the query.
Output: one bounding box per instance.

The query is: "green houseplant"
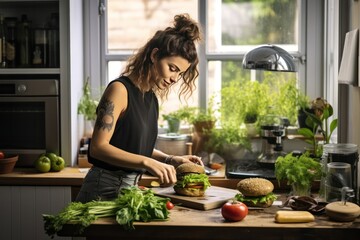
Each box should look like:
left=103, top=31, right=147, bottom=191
left=205, top=125, right=251, bottom=160
left=275, top=151, right=322, bottom=196
left=77, top=78, right=99, bottom=121
left=297, top=97, right=338, bottom=158
left=162, top=106, right=197, bottom=134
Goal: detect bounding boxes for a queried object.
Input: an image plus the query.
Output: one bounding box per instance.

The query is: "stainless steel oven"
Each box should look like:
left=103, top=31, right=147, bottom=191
left=0, top=79, right=60, bottom=167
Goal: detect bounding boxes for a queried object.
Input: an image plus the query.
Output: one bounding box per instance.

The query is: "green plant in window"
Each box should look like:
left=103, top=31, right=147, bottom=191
left=297, top=98, right=338, bottom=157
left=205, top=124, right=251, bottom=157
left=77, top=78, right=99, bottom=121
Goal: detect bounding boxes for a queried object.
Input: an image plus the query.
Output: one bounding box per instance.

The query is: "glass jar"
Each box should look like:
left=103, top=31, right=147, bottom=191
left=320, top=143, right=359, bottom=204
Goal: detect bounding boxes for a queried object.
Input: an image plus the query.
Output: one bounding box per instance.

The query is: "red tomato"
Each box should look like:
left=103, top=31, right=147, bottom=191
left=0, top=151, right=4, bottom=159
left=221, top=201, right=248, bottom=222
left=166, top=201, right=174, bottom=210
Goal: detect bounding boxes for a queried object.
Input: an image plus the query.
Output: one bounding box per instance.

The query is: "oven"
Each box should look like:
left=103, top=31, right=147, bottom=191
left=0, top=78, right=60, bottom=167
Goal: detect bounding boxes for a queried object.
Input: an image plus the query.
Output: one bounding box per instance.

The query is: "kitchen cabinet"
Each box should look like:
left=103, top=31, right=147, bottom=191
left=0, top=186, right=71, bottom=240
left=0, top=0, right=84, bottom=167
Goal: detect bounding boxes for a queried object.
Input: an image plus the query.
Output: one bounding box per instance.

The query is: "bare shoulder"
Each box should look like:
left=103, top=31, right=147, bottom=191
left=100, top=81, right=128, bottom=113
left=104, top=81, right=128, bottom=98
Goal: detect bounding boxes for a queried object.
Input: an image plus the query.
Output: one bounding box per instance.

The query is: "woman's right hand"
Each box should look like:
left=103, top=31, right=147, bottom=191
left=145, top=159, right=177, bottom=186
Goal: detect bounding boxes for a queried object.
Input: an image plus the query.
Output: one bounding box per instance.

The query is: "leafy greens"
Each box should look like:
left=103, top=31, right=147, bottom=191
left=43, top=186, right=170, bottom=238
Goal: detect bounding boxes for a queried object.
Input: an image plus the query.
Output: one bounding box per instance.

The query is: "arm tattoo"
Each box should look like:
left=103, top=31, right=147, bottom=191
left=95, top=98, right=115, bottom=132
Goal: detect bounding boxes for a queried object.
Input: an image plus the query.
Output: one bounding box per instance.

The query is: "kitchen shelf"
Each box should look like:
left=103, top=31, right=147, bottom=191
left=0, top=68, right=60, bottom=75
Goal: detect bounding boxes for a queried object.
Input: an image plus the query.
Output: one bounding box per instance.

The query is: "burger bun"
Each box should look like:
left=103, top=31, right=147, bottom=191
left=176, top=162, right=205, bottom=175
left=237, top=178, right=274, bottom=197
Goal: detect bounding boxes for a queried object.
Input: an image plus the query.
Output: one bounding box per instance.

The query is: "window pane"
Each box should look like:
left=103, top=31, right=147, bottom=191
left=107, top=0, right=198, bottom=53
left=208, top=0, right=299, bottom=53
left=208, top=61, right=299, bottom=126
left=106, top=0, right=199, bottom=128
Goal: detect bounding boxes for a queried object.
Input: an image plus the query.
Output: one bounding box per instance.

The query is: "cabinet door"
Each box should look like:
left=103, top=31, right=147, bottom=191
left=0, top=186, right=71, bottom=240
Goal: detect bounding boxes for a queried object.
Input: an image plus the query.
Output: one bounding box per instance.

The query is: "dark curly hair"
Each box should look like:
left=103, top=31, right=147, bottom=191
left=121, top=13, right=202, bottom=100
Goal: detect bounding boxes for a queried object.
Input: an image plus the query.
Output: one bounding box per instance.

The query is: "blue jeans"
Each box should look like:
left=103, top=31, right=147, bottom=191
left=75, top=166, right=142, bottom=203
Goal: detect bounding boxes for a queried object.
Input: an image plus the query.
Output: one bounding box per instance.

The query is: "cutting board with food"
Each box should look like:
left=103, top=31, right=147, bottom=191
left=153, top=186, right=238, bottom=210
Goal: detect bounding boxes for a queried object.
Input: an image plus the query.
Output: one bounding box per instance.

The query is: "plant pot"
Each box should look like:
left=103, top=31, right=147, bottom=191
left=245, top=123, right=258, bottom=137
left=84, top=119, right=95, bottom=138
left=193, top=120, right=215, bottom=134
left=297, top=108, right=314, bottom=129
left=166, top=118, right=180, bottom=134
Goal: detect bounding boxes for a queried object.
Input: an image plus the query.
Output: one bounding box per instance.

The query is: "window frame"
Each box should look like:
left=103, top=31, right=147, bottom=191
left=85, top=0, right=326, bottom=114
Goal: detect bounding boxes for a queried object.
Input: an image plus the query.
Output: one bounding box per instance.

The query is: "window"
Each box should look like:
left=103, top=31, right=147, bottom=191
left=87, top=0, right=324, bottom=127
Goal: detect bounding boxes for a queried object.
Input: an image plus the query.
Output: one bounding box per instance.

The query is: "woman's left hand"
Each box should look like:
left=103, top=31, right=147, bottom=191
left=171, top=155, right=204, bottom=168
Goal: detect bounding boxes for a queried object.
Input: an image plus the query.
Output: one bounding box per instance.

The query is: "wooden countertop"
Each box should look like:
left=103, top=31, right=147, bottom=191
left=57, top=201, right=360, bottom=240
left=0, top=166, right=295, bottom=192
left=0, top=167, right=87, bottom=186
left=0, top=166, right=242, bottom=188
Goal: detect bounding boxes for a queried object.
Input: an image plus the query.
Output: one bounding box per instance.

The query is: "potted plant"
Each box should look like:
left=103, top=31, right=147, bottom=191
left=244, top=111, right=259, bottom=137
left=297, top=97, right=338, bottom=158
left=188, top=96, right=218, bottom=134
left=78, top=78, right=99, bottom=137
left=78, top=78, right=99, bottom=121
left=275, top=151, right=322, bottom=196
left=205, top=125, right=251, bottom=161
left=162, top=106, right=197, bottom=134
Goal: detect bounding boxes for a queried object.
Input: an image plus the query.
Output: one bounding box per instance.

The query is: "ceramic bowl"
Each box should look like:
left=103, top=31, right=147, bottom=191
left=0, top=155, right=19, bottom=174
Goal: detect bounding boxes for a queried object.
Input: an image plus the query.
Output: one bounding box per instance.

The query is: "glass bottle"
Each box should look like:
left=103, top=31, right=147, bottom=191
left=17, top=14, right=31, bottom=67
left=32, top=28, right=48, bottom=67
left=5, top=17, right=17, bottom=68
left=0, top=15, right=7, bottom=68
left=47, top=12, right=59, bottom=68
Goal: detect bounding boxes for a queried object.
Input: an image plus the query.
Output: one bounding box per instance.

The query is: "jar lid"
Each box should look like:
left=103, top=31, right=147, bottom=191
left=157, top=133, right=188, bottom=141
left=325, top=201, right=360, bottom=221
left=323, top=143, right=358, bottom=154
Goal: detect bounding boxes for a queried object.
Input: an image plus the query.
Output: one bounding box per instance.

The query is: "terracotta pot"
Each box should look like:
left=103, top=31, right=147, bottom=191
left=0, top=155, right=19, bottom=174
left=193, top=120, right=215, bottom=134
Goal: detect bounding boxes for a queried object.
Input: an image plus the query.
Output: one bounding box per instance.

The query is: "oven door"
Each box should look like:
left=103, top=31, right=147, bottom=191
left=0, top=96, right=60, bottom=167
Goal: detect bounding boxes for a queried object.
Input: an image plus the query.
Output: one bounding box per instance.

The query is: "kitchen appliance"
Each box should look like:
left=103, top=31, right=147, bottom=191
left=0, top=77, right=60, bottom=167
left=156, top=133, right=190, bottom=156
left=257, top=116, right=288, bottom=167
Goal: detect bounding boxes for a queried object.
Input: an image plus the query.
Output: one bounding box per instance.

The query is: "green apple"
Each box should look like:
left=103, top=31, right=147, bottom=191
left=46, top=152, right=58, bottom=163
left=34, top=156, right=51, bottom=173
left=51, top=156, right=65, bottom=172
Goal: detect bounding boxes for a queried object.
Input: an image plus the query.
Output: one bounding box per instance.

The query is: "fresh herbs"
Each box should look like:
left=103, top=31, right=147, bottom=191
left=43, top=187, right=170, bottom=238
left=275, top=152, right=322, bottom=189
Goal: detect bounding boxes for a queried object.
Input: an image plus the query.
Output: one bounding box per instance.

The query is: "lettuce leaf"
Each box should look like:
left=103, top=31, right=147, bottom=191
left=234, top=192, right=277, bottom=205
left=175, top=173, right=211, bottom=190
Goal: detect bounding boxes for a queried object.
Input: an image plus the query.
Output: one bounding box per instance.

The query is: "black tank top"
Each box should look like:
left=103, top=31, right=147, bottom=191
left=88, top=76, right=159, bottom=172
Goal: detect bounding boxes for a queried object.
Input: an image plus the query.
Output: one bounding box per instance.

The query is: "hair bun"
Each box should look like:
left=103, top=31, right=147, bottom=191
left=173, top=13, right=201, bottom=42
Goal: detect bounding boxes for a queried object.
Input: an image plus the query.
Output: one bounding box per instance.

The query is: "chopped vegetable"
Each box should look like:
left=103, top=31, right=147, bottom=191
left=43, top=186, right=170, bottom=238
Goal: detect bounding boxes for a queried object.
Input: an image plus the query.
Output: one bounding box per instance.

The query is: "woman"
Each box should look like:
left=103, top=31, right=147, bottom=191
left=76, top=14, right=203, bottom=203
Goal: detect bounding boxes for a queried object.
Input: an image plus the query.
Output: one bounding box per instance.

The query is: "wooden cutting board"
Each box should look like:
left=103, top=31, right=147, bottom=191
left=153, top=186, right=239, bottom=210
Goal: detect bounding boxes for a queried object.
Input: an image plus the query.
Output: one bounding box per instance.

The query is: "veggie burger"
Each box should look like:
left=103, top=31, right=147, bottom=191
left=174, top=163, right=211, bottom=197
left=235, top=178, right=277, bottom=208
